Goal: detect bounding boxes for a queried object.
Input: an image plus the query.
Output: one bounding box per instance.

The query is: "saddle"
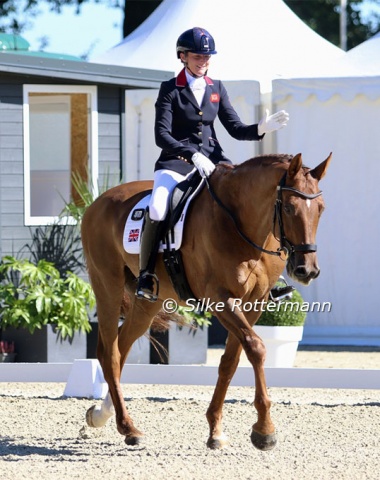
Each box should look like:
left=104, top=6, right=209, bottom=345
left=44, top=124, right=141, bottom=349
left=162, top=171, right=204, bottom=300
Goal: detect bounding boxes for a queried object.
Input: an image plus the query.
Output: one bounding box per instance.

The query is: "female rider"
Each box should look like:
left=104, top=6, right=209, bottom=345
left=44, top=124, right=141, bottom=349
left=136, top=27, right=291, bottom=302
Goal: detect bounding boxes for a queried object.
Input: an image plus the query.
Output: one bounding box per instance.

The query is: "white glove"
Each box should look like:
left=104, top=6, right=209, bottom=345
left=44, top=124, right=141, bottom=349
left=191, top=152, right=216, bottom=178
left=258, top=109, right=289, bottom=135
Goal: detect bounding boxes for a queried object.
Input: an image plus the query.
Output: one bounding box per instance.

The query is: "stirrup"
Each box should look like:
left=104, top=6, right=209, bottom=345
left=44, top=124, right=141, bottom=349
left=135, top=272, right=159, bottom=302
left=269, top=276, right=295, bottom=302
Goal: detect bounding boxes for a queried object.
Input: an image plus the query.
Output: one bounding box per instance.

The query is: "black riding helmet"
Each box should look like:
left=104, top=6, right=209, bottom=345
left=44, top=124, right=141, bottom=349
left=176, top=27, right=217, bottom=58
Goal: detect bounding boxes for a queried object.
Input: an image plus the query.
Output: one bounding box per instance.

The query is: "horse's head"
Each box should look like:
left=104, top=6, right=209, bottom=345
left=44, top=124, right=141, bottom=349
left=278, top=153, right=331, bottom=285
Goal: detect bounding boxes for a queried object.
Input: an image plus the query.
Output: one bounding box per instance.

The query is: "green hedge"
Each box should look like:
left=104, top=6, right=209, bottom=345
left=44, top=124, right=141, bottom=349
left=256, top=289, right=306, bottom=326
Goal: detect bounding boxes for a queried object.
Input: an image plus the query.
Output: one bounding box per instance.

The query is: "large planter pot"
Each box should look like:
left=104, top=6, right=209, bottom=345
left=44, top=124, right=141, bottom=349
left=169, top=325, right=208, bottom=364
left=254, top=325, right=304, bottom=367
left=2, top=325, right=86, bottom=363
left=150, top=325, right=208, bottom=365
left=0, top=353, right=16, bottom=363
left=87, top=322, right=150, bottom=364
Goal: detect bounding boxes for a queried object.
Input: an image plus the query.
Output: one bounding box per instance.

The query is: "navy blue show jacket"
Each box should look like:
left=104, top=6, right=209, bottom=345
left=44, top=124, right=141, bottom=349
left=154, top=68, right=264, bottom=175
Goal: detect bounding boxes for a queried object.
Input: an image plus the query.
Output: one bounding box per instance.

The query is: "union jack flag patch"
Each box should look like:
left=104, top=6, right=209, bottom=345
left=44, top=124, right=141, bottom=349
left=128, top=229, right=140, bottom=242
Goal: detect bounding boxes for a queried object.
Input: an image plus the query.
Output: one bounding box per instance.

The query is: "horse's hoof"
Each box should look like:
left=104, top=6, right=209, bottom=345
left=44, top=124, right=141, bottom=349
left=125, top=434, right=143, bottom=446
left=207, top=434, right=229, bottom=450
left=250, top=429, right=277, bottom=451
left=86, top=405, right=96, bottom=428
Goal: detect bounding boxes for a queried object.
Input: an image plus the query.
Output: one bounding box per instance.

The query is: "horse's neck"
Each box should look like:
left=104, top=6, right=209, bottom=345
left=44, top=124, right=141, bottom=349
left=209, top=164, right=284, bottom=256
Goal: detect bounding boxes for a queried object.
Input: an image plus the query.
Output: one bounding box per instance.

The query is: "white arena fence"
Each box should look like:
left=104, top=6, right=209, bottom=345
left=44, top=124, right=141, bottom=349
left=0, top=361, right=379, bottom=399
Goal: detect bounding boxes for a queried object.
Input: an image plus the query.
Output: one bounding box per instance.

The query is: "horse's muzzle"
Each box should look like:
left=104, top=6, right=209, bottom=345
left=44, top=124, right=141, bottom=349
left=287, top=257, right=320, bottom=285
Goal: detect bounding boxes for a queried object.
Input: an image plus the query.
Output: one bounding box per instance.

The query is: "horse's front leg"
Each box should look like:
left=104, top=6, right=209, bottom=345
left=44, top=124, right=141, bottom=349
left=206, top=332, right=242, bottom=449
left=212, top=298, right=276, bottom=451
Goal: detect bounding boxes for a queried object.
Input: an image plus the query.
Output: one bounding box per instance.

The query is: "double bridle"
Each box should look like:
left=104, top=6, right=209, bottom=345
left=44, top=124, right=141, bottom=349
left=205, top=172, right=323, bottom=258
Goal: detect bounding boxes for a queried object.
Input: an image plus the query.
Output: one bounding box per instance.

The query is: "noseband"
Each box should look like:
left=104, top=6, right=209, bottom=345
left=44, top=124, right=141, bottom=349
left=205, top=172, right=323, bottom=258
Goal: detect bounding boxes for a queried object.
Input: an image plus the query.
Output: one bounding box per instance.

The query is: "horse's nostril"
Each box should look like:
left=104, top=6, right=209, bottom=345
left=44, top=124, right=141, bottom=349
left=294, top=266, right=307, bottom=278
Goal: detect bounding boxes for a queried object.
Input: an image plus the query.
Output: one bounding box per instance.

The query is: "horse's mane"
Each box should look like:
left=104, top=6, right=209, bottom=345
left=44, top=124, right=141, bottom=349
left=236, top=154, right=294, bottom=169
left=215, top=154, right=311, bottom=177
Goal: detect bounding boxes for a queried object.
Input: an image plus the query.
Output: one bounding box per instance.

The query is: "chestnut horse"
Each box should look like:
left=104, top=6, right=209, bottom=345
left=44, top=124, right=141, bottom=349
left=82, top=153, right=331, bottom=450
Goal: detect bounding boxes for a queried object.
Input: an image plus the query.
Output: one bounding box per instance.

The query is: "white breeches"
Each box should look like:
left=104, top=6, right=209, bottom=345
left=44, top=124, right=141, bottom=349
left=148, top=168, right=195, bottom=221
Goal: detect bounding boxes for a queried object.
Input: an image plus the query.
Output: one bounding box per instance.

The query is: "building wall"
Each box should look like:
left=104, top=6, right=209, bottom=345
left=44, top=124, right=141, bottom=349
left=0, top=77, right=24, bottom=257
left=0, top=74, right=123, bottom=258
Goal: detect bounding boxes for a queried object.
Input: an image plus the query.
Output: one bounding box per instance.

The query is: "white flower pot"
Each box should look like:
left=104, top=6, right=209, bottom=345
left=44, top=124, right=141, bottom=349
left=126, top=335, right=150, bottom=364
left=254, top=326, right=304, bottom=367
left=168, top=325, right=208, bottom=365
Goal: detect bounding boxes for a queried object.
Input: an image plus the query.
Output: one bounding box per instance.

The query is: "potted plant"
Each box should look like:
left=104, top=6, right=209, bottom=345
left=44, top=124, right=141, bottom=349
left=255, top=284, right=307, bottom=367
left=0, top=255, right=95, bottom=362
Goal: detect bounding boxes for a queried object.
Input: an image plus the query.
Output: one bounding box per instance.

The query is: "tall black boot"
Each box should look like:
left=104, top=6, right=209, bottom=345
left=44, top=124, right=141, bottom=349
left=135, top=210, right=163, bottom=302
left=269, top=276, right=295, bottom=302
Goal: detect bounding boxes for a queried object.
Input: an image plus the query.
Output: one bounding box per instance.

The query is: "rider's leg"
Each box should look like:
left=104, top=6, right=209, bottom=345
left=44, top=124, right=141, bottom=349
left=135, top=169, right=189, bottom=302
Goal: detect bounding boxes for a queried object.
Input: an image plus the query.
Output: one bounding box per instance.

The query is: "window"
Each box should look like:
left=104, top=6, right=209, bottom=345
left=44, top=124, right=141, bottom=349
left=23, top=85, right=98, bottom=225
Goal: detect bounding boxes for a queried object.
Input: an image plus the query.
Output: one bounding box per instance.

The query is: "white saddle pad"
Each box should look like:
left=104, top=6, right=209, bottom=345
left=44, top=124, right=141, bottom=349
left=123, top=182, right=203, bottom=255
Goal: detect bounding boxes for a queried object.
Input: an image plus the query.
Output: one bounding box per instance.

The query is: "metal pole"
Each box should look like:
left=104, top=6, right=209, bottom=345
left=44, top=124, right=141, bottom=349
left=340, top=0, right=348, bottom=51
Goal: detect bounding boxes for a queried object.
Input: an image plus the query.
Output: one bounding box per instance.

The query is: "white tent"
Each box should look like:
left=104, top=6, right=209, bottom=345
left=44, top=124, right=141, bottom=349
left=269, top=31, right=380, bottom=346
left=96, top=0, right=356, bottom=182
left=94, top=0, right=349, bottom=93
left=346, top=31, right=380, bottom=73
left=272, top=74, right=380, bottom=346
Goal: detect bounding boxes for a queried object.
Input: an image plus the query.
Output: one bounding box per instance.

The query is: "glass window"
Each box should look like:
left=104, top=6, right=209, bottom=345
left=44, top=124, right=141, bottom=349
left=23, top=85, right=98, bottom=225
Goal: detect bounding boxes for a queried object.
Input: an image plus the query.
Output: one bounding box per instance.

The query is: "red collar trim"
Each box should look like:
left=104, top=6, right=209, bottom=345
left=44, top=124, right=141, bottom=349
left=175, top=68, right=214, bottom=87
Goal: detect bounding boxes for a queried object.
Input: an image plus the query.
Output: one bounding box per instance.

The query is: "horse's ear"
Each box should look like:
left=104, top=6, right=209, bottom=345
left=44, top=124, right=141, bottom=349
left=288, top=153, right=303, bottom=179
left=310, top=152, right=332, bottom=181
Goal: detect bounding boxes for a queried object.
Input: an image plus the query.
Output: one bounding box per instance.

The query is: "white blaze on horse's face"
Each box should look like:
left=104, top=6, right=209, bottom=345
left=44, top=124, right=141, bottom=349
left=306, top=199, right=311, bottom=209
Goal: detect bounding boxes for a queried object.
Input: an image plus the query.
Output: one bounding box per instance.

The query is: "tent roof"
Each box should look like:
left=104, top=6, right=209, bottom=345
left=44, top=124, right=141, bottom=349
left=93, top=0, right=351, bottom=93
left=345, top=32, right=380, bottom=74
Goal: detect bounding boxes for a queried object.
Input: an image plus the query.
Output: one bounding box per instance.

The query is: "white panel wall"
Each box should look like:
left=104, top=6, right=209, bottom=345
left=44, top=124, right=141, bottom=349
left=273, top=78, right=380, bottom=345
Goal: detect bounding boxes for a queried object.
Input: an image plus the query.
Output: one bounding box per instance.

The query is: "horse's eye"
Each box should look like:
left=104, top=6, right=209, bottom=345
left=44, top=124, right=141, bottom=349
left=283, top=204, right=293, bottom=215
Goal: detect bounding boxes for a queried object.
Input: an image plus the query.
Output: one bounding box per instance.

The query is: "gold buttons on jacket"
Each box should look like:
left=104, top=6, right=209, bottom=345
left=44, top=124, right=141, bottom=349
left=177, top=156, right=190, bottom=163
left=199, top=111, right=203, bottom=115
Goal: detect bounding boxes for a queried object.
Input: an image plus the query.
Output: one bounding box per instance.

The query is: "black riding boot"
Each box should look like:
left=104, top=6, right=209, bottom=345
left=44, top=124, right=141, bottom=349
left=135, top=211, right=163, bottom=302
left=269, top=276, right=295, bottom=302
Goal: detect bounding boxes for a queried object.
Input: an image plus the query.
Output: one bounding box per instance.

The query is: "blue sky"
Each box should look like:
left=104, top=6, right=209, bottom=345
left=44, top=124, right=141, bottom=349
left=23, top=2, right=123, bottom=61
left=20, top=1, right=380, bottom=61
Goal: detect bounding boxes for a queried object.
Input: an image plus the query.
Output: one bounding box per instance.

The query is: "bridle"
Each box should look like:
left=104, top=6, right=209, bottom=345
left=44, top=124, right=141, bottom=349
left=205, top=172, right=323, bottom=259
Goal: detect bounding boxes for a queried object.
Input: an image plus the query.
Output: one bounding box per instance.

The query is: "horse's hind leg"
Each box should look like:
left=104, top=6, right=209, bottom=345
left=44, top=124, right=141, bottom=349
left=206, top=333, right=242, bottom=449
left=84, top=263, right=140, bottom=444
left=86, top=276, right=161, bottom=445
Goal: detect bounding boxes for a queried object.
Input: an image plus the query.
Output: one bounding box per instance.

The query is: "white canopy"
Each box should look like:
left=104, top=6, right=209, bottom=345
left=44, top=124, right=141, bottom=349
left=272, top=74, right=380, bottom=346
left=94, top=0, right=349, bottom=93
left=345, top=31, right=380, bottom=74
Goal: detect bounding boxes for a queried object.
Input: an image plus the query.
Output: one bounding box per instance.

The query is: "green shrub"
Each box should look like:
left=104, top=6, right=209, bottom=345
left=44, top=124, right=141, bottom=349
left=256, top=289, right=306, bottom=326
left=0, top=256, right=95, bottom=339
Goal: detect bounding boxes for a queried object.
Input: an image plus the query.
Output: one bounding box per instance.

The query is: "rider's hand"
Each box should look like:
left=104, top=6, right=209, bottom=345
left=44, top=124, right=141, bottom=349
left=191, top=152, right=216, bottom=178
left=258, top=109, right=289, bottom=135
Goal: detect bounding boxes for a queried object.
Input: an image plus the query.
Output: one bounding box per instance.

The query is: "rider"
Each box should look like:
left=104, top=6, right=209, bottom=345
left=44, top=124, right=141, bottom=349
left=136, top=27, right=293, bottom=302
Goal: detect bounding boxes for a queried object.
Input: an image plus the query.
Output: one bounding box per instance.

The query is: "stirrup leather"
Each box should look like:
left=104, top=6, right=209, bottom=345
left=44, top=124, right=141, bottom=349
left=135, top=272, right=159, bottom=302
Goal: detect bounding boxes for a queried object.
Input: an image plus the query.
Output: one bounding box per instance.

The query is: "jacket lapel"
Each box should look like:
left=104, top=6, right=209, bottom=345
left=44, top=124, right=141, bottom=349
left=176, top=68, right=218, bottom=109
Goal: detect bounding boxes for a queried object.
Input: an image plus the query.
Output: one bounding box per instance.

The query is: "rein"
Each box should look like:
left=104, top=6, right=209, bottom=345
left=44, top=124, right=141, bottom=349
left=205, top=172, right=323, bottom=258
